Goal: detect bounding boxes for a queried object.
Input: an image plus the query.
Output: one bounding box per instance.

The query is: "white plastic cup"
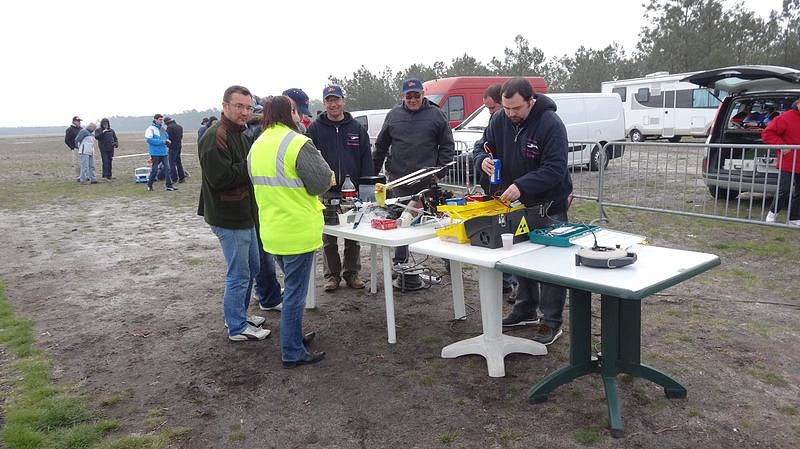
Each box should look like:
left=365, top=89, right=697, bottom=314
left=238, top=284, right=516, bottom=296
left=501, top=233, right=514, bottom=249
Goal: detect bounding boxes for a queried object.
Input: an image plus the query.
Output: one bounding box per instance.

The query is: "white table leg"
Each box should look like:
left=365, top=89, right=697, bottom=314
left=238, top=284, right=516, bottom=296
left=305, top=250, right=316, bottom=309
left=382, top=246, right=396, bottom=343
left=441, top=266, right=546, bottom=377
left=449, top=260, right=466, bottom=320
left=370, top=244, right=378, bottom=294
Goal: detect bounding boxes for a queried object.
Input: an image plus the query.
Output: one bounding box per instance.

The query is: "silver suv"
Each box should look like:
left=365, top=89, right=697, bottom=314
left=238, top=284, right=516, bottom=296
left=684, top=66, right=800, bottom=199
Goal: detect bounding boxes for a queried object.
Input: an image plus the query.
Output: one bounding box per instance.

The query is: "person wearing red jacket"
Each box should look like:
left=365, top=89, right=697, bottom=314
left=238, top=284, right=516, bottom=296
left=761, top=98, right=800, bottom=226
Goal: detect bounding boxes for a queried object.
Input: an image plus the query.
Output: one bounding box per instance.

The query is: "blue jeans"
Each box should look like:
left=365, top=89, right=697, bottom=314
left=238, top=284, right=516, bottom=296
left=148, top=155, right=172, bottom=188
left=210, top=225, right=260, bottom=336
left=254, top=249, right=282, bottom=308
left=275, top=252, right=314, bottom=362
left=169, top=147, right=186, bottom=181
left=79, top=154, right=96, bottom=182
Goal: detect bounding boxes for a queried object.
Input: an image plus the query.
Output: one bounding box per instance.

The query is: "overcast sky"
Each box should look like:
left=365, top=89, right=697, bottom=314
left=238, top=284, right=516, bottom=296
left=2, top=0, right=783, bottom=127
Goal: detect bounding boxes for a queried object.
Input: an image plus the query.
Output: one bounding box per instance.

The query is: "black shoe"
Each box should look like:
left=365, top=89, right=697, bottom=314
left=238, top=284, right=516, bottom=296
left=302, top=331, right=316, bottom=345
left=502, top=314, right=540, bottom=327
left=532, top=323, right=563, bottom=345
left=178, top=177, right=186, bottom=183
left=282, top=351, right=325, bottom=368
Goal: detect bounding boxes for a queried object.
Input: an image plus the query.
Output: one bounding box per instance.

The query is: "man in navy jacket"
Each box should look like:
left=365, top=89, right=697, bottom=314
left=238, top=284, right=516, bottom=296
left=474, top=77, right=573, bottom=345
left=307, top=85, right=373, bottom=291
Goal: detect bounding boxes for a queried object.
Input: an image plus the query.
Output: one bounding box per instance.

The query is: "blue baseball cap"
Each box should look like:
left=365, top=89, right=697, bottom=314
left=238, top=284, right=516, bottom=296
left=282, top=88, right=311, bottom=116
left=401, top=78, right=423, bottom=93
left=323, top=85, right=343, bottom=99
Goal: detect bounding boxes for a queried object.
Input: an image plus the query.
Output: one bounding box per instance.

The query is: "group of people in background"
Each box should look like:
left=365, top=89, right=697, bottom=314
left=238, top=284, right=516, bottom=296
left=64, top=116, right=118, bottom=183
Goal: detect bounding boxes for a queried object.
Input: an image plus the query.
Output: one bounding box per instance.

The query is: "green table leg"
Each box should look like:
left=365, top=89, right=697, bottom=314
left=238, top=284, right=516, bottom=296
left=601, top=375, right=624, bottom=438
left=600, top=296, right=625, bottom=437
left=528, top=289, right=596, bottom=402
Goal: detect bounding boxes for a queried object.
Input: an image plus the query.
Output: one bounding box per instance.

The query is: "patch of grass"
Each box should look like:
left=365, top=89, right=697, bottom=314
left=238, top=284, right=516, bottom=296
left=499, top=429, right=522, bottom=442
left=688, top=405, right=703, bottom=417
left=745, top=367, right=789, bottom=387
left=572, top=426, right=604, bottom=444
left=778, top=405, right=798, bottom=415
left=182, top=257, right=206, bottom=266
left=99, top=394, right=123, bottom=407
left=419, top=375, right=434, bottom=386
left=419, top=335, right=442, bottom=344
left=0, top=283, right=188, bottom=449
left=438, top=431, right=457, bottom=444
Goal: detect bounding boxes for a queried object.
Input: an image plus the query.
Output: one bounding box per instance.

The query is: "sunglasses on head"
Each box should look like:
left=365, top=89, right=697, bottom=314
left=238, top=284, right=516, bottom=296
left=404, top=92, right=421, bottom=99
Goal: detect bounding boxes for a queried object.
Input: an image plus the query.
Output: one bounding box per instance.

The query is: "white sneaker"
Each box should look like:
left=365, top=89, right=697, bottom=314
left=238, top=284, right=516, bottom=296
left=224, top=315, right=266, bottom=328
left=228, top=324, right=271, bottom=341
left=789, top=219, right=800, bottom=227
left=259, top=303, right=282, bottom=311
left=765, top=211, right=777, bottom=223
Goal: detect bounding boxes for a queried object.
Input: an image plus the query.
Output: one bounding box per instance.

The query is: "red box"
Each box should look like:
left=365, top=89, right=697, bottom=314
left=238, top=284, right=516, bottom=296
left=371, top=218, right=398, bottom=230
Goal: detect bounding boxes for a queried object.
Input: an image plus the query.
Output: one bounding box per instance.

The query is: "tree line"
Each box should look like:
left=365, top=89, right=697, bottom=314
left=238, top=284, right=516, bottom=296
left=329, top=0, right=800, bottom=111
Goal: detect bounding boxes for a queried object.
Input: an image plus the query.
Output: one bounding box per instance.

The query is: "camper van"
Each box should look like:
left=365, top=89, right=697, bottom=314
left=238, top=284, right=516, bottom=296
left=451, top=92, right=625, bottom=175
left=601, top=71, right=727, bottom=142
left=423, top=76, right=549, bottom=128
left=349, top=109, right=390, bottom=147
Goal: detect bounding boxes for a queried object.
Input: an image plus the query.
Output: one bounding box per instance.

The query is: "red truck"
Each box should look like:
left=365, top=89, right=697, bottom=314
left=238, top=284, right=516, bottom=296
left=423, top=76, right=549, bottom=128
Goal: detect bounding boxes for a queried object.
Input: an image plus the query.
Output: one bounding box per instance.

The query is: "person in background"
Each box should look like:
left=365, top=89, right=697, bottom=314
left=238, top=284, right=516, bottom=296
left=373, top=78, right=455, bottom=266
left=282, top=88, right=312, bottom=133
left=94, top=118, right=118, bottom=180
left=74, top=122, right=98, bottom=184
left=144, top=114, right=176, bottom=192
left=475, top=77, right=573, bottom=345
left=198, top=117, right=209, bottom=141
left=762, top=97, right=800, bottom=226
left=198, top=116, right=218, bottom=142
left=307, top=85, right=373, bottom=292
left=198, top=85, right=269, bottom=342
left=64, top=116, right=83, bottom=181
left=165, top=117, right=187, bottom=183
left=249, top=94, right=333, bottom=368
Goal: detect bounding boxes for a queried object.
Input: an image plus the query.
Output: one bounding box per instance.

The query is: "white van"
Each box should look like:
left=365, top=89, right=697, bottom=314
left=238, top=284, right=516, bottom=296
left=452, top=93, right=625, bottom=171
left=350, top=109, right=390, bottom=147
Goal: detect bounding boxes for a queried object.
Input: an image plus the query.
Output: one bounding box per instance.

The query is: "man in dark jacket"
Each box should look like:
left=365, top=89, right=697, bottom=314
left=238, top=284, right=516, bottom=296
left=373, top=78, right=455, bottom=264
left=307, top=85, right=373, bottom=291
left=165, top=117, right=186, bottom=183
left=198, top=85, right=269, bottom=342
left=474, top=77, right=573, bottom=346
left=64, top=116, right=83, bottom=181
left=94, top=118, right=118, bottom=180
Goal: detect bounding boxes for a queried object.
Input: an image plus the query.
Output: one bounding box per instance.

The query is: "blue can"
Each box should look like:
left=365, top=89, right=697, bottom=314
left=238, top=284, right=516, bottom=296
left=490, top=158, right=502, bottom=184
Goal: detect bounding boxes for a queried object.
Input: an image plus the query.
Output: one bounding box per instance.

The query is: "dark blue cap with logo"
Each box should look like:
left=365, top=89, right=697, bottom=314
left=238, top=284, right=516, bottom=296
left=402, top=78, right=423, bottom=93
left=282, top=88, right=311, bottom=116
left=323, top=85, right=343, bottom=99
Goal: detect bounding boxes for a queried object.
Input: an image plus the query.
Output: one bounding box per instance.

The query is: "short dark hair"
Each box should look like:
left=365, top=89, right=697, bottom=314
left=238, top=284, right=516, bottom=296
left=501, top=77, right=534, bottom=101
left=484, top=84, right=502, bottom=103
left=261, top=95, right=298, bottom=132
left=223, top=85, right=252, bottom=103
left=153, top=114, right=163, bottom=120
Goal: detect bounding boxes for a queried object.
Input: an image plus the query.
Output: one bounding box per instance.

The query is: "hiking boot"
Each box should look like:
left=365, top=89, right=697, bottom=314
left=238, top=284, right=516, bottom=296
left=344, top=276, right=365, bottom=289
left=502, top=314, right=540, bottom=327
left=324, top=277, right=340, bottom=292
left=282, top=351, right=325, bottom=368
left=228, top=324, right=271, bottom=341
left=765, top=211, right=777, bottom=223
left=532, top=323, right=563, bottom=345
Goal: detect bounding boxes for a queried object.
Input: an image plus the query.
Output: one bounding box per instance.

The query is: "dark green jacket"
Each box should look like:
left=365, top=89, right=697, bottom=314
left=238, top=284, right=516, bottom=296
left=197, top=119, right=256, bottom=229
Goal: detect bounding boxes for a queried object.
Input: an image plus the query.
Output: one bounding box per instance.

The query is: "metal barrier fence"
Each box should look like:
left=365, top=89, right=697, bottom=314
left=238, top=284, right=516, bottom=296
left=591, top=141, right=799, bottom=227
left=438, top=139, right=799, bottom=228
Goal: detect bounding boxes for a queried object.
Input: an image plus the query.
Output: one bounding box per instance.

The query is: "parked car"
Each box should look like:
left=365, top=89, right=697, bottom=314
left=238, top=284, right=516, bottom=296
left=683, top=65, right=800, bottom=199
left=449, top=92, right=626, bottom=181
left=350, top=109, right=390, bottom=148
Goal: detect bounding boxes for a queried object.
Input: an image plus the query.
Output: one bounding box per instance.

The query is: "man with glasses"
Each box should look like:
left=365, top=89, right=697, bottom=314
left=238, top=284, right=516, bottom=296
left=373, top=78, right=455, bottom=266
left=198, top=85, right=270, bottom=342
left=474, top=77, right=573, bottom=345
left=307, top=85, right=373, bottom=292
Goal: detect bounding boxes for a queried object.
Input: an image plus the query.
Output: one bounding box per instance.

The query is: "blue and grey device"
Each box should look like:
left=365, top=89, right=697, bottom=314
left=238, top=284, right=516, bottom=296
left=490, top=158, right=502, bottom=184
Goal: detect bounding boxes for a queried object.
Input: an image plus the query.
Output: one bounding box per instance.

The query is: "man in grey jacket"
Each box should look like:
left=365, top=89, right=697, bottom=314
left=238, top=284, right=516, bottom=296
left=373, top=78, right=455, bottom=264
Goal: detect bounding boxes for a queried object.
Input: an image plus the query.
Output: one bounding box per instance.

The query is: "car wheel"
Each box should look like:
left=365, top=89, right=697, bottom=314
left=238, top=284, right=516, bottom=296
left=630, top=129, right=644, bottom=142
left=707, top=185, right=739, bottom=200
left=668, top=136, right=682, bottom=143
left=589, top=147, right=608, bottom=171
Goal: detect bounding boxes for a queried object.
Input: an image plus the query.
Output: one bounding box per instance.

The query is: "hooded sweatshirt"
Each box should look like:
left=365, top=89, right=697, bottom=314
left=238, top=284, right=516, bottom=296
left=476, top=94, right=573, bottom=213
left=307, top=111, right=373, bottom=189
left=94, top=118, right=118, bottom=152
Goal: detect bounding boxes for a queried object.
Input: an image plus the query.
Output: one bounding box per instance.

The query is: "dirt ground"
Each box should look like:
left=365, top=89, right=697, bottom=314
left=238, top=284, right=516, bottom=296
left=0, top=133, right=799, bottom=448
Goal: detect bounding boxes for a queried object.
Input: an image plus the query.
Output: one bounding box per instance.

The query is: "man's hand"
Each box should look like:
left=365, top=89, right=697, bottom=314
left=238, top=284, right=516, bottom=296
left=480, top=157, right=495, bottom=177
left=499, top=183, right=520, bottom=203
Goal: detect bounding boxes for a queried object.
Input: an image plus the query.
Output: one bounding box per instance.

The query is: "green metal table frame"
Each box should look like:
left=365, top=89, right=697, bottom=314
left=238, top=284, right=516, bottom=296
left=528, top=289, right=686, bottom=438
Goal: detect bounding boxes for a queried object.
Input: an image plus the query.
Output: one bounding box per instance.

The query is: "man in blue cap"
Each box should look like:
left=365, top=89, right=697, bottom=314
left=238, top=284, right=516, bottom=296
left=283, top=88, right=313, bottom=132
left=307, top=85, right=373, bottom=291
left=373, top=78, right=455, bottom=266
